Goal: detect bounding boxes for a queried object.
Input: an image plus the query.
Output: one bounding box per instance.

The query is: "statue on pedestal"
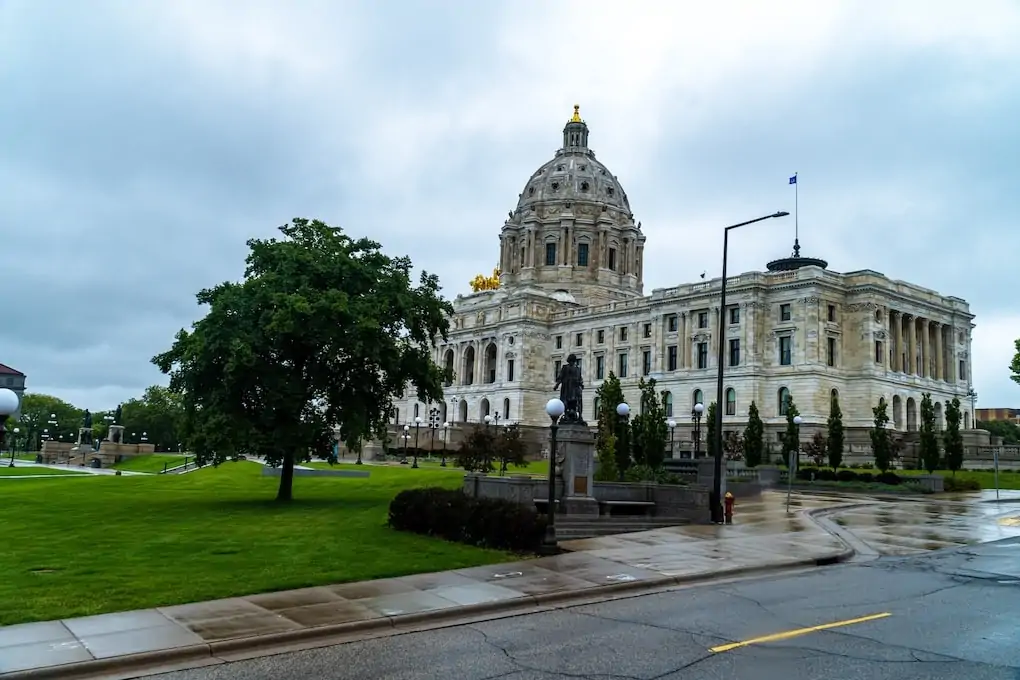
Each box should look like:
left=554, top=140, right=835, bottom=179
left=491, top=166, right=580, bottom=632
left=114, top=404, right=122, bottom=424
left=80, top=410, right=93, bottom=445
left=554, top=353, right=585, bottom=424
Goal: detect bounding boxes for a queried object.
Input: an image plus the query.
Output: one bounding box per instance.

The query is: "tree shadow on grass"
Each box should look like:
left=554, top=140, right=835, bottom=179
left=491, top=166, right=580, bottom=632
left=187, top=497, right=383, bottom=512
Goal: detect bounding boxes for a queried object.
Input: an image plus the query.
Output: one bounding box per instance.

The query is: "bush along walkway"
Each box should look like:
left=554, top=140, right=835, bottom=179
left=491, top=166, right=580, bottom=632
left=0, top=491, right=860, bottom=678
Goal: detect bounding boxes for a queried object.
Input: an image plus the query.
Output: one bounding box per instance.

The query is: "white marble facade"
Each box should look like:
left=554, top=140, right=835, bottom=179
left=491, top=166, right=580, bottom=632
left=396, top=109, right=976, bottom=441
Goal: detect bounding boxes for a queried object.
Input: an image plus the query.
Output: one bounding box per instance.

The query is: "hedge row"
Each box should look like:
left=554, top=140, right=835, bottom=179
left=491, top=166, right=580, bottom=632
left=388, top=487, right=547, bottom=553
left=794, top=467, right=981, bottom=491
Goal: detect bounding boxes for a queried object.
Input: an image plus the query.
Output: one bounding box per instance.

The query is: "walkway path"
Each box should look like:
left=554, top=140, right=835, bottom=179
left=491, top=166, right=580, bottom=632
left=1, top=490, right=1016, bottom=677
left=0, top=461, right=147, bottom=478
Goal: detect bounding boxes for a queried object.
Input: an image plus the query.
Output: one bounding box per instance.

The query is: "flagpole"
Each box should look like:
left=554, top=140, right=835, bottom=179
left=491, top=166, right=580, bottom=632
left=794, top=171, right=799, bottom=246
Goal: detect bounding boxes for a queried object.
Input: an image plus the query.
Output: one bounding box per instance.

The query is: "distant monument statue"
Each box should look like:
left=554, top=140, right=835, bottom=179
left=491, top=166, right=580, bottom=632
left=82, top=409, right=92, bottom=429
left=78, top=409, right=93, bottom=446
left=554, top=353, right=585, bottom=424
left=114, top=404, right=122, bottom=424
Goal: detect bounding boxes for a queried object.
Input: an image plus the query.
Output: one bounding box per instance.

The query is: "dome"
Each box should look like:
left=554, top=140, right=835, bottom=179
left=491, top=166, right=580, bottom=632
left=514, top=106, right=631, bottom=216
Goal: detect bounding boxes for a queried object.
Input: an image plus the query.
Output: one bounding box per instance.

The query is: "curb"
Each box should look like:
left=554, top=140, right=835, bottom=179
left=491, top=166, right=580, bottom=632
left=0, top=551, right=855, bottom=680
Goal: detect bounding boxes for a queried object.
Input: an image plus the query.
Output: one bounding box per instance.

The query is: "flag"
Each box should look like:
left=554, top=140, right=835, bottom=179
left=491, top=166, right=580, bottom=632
left=789, top=175, right=797, bottom=185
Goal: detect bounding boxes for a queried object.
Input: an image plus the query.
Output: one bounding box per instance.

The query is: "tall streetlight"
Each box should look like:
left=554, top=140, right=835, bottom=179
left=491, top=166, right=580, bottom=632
left=667, top=419, right=676, bottom=459
left=484, top=414, right=492, bottom=428
left=692, top=403, right=704, bottom=458
left=712, top=210, right=790, bottom=523
left=786, top=415, right=803, bottom=512
left=542, top=398, right=565, bottom=553
left=441, top=421, right=450, bottom=467
left=401, top=424, right=410, bottom=464
left=412, top=416, right=422, bottom=468
left=9, top=427, right=19, bottom=467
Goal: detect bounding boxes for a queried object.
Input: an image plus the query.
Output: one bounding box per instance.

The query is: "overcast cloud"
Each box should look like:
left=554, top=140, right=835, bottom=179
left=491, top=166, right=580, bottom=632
left=2, top=0, right=1018, bottom=410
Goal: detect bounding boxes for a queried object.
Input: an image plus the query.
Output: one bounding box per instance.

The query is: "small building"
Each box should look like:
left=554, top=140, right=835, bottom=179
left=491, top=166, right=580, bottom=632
left=0, top=363, right=26, bottom=418
left=976, top=408, right=1020, bottom=424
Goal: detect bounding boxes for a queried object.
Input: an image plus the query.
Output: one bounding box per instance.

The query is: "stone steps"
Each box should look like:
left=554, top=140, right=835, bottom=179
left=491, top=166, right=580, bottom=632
left=555, top=517, right=689, bottom=540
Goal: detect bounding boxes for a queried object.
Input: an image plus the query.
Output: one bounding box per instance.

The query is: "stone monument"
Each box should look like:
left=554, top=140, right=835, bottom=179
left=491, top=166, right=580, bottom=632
left=554, top=354, right=599, bottom=516
left=108, top=404, right=125, bottom=444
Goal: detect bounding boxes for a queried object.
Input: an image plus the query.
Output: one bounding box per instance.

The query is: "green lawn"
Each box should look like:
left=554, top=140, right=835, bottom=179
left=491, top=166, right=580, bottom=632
left=313, top=458, right=551, bottom=478
left=113, top=454, right=188, bottom=474
left=0, top=462, right=513, bottom=625
left=897, top=468, right=1020, bottom=490
left=0, top=466, right=87, bottom=477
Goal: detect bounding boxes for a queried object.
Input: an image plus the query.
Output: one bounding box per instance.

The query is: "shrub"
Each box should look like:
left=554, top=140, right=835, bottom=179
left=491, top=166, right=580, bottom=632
left=944, top=476, right=981, bottom=492
left=874, top=472, right=901, bottom=486
left=388, top=487, right=547, bottom=553
left=624, top=464, right=685, bottom=485
left=815, top=469, right=837, bottom=482
left=836, top=470, right=859, bottom=483
left=857, top=472, right=874, bottom=483
left=796, top=467, right=816, bottom=481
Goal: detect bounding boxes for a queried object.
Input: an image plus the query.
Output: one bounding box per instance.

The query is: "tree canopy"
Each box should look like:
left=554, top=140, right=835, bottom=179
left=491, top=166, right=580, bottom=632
left=630, top=378, right=668, bottom=469
left=918, top=393, right=940, bottom=474
left=826, top=392, right=844, bottom=472
left=943, top=397, right=964, bottom=475
left=153, top=218, right=453, bottom=500
left=871, top=399, right=892, bottom=472
left=594, top=372, right=629, bottom=477
left=1011, top=337, right=1020, bottom=386
left=743, top=401, right=764, bottom=468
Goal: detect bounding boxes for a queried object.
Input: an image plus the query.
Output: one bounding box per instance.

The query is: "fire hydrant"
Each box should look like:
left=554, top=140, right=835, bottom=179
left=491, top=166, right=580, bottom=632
left=724, top=492, right=735, bottom=524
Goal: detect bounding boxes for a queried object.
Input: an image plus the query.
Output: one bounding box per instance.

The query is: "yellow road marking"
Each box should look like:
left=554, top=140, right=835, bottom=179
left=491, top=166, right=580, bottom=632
left=998, top=517, right=1020, bottom=526
left=710, top=612, right=892, bottom=653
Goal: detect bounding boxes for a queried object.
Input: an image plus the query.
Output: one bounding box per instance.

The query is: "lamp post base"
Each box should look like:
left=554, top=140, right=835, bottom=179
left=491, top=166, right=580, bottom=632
left=708, top=490, right=724, bottom=524
left=540, top=526, right=558, bottom=555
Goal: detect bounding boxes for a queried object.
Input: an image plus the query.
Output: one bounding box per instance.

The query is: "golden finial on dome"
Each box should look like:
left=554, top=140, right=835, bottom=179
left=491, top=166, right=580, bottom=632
left=570, top=104, right=582, bottom=123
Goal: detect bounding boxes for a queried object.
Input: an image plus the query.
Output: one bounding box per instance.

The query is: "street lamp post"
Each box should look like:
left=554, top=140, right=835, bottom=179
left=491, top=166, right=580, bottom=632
left=9, top=427, right=19, bottom=467
left=401, top=425, right=409, bottom=464
left=484, top=414, right=492, bottom=428
left=786, top=415, right=803, bottom=512
left=543, top=398, right=565, bottom=553
left=692, top=403, right=704, bottom=458
left=712, top=211, right=789, bottom=524
left=441, top=421, right=450, bottom=467
left=0, top=389, right=18, bottom=467
left=412, top=416, right=422, bottom=468
left=667, top=419, right=676, bottom=459
left=428, top=407, right=440, bottom=460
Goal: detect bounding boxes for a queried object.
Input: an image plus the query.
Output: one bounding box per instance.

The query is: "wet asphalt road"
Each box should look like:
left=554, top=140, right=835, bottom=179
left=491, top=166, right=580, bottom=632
left=154, top=538, right=1020, bottom=680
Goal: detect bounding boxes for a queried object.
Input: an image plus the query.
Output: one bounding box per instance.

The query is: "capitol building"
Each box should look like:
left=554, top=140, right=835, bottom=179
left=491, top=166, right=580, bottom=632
left=395, top=107, right=976, bottom=445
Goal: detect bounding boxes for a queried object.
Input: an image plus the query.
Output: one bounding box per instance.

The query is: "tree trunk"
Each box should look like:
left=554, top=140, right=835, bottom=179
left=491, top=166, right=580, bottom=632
left=276, top=449, right=295, bottom=502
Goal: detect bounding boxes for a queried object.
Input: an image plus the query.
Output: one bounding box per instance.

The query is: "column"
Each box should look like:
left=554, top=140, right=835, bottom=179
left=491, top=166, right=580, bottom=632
left=904, top=314, right=914, bottom=375
left=894, top=311, right=903, bottom=372
left=948, top=327, right=958, bottom=383
left=711, top=307, right=720, bottom=366
left=921, top=319, right=931, bottom=378
left=680, top=312, right=688, bottom=368
left=934, top=322, right=944, bottom=381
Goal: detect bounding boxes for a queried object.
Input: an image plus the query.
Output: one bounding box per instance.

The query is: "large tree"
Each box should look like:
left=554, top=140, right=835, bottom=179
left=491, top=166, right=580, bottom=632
left=826, top=392, right=844, bottom=472
left=977, top=419, right=1020, bottom=445
left=630, top=378, right=668, bottom=469
left=943, top=397, right=964, bottom=476
left=918, top=393, right=940, bottom=473
left=153, top=218, right=452, bottom=501
left=743, top=401, right=764, bottom=468
left=594, top=372, right=629, bottom=477
left=871, top=399, right=893, bottom=472
left=114, top=386, right=186, bottom=451
left=14, top=393, right=81, bottom=449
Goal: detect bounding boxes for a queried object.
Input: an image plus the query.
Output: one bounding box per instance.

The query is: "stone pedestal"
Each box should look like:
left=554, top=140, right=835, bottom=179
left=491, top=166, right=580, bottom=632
left=558, top=423, right=599, bottom=516
left=107, top=424, right=125, bottom=444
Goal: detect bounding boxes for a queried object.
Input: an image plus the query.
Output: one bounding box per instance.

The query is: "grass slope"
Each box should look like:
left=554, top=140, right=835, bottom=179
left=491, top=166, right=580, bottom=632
left=0, top=462, right=513, bottom=625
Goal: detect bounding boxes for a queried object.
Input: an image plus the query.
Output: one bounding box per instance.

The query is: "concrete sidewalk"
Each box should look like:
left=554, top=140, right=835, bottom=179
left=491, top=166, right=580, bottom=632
left=0, top=492, right=858, bottom=678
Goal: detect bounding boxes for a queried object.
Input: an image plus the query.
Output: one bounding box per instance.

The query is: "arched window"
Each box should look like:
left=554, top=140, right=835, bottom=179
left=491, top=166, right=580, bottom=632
left=662, top=391, right=673, bottom=418
left=480, top=398, right=490, bottom=420
left=725, top=388, right=736, bottom=416
left=503, top=397, right=510, bottom=420
left=692, top=389, right=703, bottom=412
left=413, top=403, right=420, bottom=419
left=778, top=387, right=791, bottom=416
left=593, top=397, right=601, bottom=420
left=831, top=388, right=839, bottom=402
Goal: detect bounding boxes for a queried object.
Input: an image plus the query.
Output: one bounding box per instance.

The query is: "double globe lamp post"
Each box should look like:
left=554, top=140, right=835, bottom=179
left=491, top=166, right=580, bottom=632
left=542, top=398, right=630, bottom=554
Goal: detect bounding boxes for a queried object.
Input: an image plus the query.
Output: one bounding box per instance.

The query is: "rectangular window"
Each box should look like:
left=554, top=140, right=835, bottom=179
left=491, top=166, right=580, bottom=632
left=555, top=335, right=563, bottom=349
left=596, top=355, right=605, bottom=380
left=608, top=248, right=617, bottom=271
left=575, top=332, right=583, bottom=347
left=729, top=338, right=740, bottom=367
left=875, top=340, right=883, bottom=364
left=618, top=353, right=629, bottom=378
left=575, top=359, right=582, bottom=376
left=643, top=323, right=651, bottom=338
left=827, top=337, right=836, bottom=367
left=619, top=326, right=628, bottom=341
left=959, top=359, right=967, bottom=381
left=698, top=311, right=708, bottom=328
left=667, top=345, right=678, bottom=371
left=780, top=304, right=791, bottom=321
left=507, top=359, right=515, bottom=382
left=545, top=242, right=557, bottom=266
left=642, top=350, right=651, bottom=375
left=827, top=304, right=836, bottom=322
left=667, top=314, right=678, bottom=332
left=577, top=243, right=589, bottom=267
left=697, top=342, right=708, bottom=369
left=553, top=359, right=562, bottom=379
left=729, top=307, right=740, bottom=324
left=779, top=336, right=792, bottom=365
left=596, top=329, right=605, bottom=344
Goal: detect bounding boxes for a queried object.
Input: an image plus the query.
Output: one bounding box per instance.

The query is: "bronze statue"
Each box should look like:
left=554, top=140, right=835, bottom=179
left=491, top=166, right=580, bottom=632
left=82, top=409, right=92, bottom=429
left=554, top=353, right=585, bottom=423
left=114, top=404, right=122, bottom=424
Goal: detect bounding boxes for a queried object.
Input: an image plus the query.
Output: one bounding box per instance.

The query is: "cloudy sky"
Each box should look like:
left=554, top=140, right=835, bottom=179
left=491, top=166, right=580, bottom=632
left=2, top=0, right=1018, bottom=411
